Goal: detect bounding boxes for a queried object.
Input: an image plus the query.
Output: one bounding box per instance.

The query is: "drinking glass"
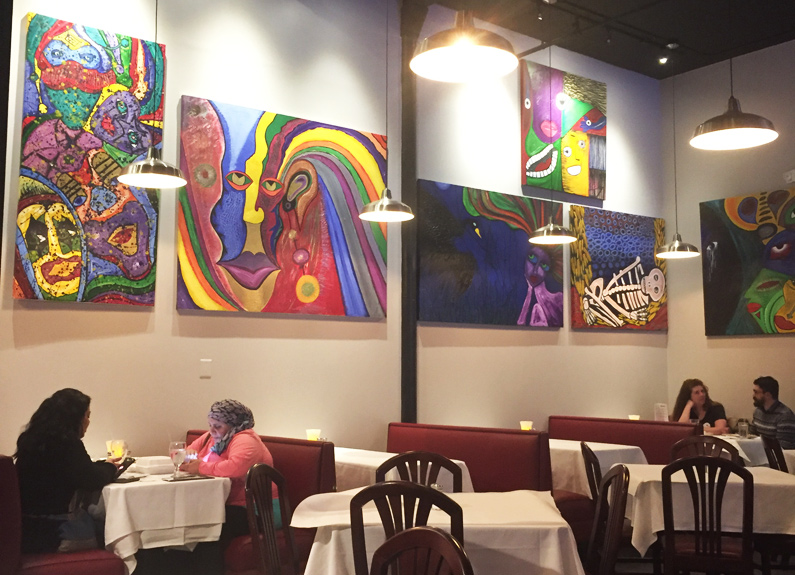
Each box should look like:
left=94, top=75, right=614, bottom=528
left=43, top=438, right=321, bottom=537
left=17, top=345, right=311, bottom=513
left=738, top=421, right=749, bottom=438
left=110, top=439, right=129, bottom=461
left=169, top=441, right=187, bottom=479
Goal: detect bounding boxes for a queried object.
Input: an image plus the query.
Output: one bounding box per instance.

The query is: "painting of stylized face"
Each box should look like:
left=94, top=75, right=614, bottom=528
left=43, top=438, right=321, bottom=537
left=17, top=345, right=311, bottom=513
left=561, top=130, right=589, bottom=196
left=16, top=180, right=83, bottom=299
left=16, top=14, right=164, bottom=306
left=521, top=60, right=606, bottom=200
left=178, top=96, right=387, bottom=317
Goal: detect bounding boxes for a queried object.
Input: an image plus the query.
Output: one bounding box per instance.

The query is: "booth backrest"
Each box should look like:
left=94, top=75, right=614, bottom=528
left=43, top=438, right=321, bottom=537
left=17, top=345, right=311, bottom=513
left=186, top=430, right=336, bottom=506
left=386, top=422, right=552, bottom=492
left=0, top=455, right=22, bottom=575
left=547, top=416, right=698, bottom=464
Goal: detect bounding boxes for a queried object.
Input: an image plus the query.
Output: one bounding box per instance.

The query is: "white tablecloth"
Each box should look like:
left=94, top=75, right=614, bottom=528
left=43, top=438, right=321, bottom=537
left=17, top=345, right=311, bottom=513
left=721, top=435, right=768, bottom=466
left=292, top=488, right=584, bottom=575
left=623, top=463, right=795, bottom=555
left=549, top=439, right=647, bottom=497
left=101, top=473, right=231, bottom=573
left=334, top=447, right=475, bottom=493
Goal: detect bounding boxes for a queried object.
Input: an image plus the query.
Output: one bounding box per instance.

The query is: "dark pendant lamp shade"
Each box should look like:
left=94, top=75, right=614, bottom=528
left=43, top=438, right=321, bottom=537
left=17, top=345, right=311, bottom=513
left=118, top=147, right=187, bottom=189
left=359, top=188, right=414, bottom=222
left=410, top=10, right=518, bottom=83
left=529, top=217, right=577, bottom=245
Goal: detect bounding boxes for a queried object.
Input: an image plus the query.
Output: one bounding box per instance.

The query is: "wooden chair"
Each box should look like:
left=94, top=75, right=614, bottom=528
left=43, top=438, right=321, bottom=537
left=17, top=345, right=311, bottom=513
left=662, top=456, right=754, bottom=575
left=584, top=464, right=629, bottom=575
left=350, top=481, right=464, bottom=575
left=369, top=526, right=473, bottom=575
left=375, top=451, right=463, bottom=492
left=762, top=434, right=789, bottom=472
left=670, top=435, right=742, bottom=464
left=242, top=463, right=300, bottom=575
left=581, top=441, right=602, bottom=501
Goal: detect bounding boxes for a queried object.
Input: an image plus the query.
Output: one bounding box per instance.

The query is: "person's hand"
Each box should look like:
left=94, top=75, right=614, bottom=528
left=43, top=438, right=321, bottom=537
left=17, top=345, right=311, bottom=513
left=106, top=455, right=124, bottom=468
left=180, top=458, right=201, bottom=475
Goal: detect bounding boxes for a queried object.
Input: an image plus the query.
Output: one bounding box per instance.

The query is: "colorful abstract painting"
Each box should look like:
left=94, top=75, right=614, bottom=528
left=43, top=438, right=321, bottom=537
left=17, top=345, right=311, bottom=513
left=570, top=206, right=667, bottom=330
left=521, top=60, right=606, bottom=201
left=177, top=96, right=387, bottom=317
left=700, top=189, right=795, bottom=335
left=417, top=179, right=564, bottom=327
left=14, top=13, right=162, bottom=305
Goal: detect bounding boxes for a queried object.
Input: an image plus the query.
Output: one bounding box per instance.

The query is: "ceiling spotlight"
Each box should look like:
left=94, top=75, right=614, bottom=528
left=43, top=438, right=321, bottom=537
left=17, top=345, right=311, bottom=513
left=665, top=41, right=679, bottom=50
left=658, top=54, right=669, bottom=65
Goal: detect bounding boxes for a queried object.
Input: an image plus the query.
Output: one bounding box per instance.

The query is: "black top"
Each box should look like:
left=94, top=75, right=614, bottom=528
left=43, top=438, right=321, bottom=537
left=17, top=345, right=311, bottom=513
left=16, top=436, right=116, bottom=552
left=686, top=402, right=727, bottom=427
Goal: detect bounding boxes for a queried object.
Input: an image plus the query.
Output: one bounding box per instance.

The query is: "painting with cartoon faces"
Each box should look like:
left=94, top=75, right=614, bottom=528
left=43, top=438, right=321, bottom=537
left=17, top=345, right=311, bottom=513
left=570, top=206, right=667, bottom=330
left=521, top=61, right=606, bottom=201
left=700, top=189, right=795, bottom=335
left=417, top=179, right=564, bottom=327
left=177, top=96, right=387, bottom=317
left=14, top=13, right=162, bottom=304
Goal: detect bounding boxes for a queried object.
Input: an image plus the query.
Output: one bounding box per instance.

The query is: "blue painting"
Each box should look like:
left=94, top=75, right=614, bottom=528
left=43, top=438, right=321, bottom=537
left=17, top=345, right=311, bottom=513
left=417, top=179, right=564, bottom=327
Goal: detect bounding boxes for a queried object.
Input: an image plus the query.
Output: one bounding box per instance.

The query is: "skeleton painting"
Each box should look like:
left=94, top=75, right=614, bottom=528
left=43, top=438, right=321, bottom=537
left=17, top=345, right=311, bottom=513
left=700, top=189, right=795, bottom=335
left=418, top=180, right=564, bottom=327
left=570, top=206, right=667, bottom=330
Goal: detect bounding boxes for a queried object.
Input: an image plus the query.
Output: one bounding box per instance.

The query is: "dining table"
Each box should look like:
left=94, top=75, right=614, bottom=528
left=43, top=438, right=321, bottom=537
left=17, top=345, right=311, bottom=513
left=549, top=438, right=648, bottom=497
left=334, top=447, right=475, bottom=492
left=622, top=463, right=795, bottom=556
left=291, top=487, right=585, bottom=575
left=99, top=472, right=231, bottom=574
left=720, top=434, right=768, bottom=466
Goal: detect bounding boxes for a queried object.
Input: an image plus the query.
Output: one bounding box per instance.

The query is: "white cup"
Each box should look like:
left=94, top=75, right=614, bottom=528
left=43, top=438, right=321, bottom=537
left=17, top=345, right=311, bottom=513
left=628, top=415, right=640, bottom=420
left=306, top=428, right=321, bottom=441
left=520, top=420, right=533, bottom=430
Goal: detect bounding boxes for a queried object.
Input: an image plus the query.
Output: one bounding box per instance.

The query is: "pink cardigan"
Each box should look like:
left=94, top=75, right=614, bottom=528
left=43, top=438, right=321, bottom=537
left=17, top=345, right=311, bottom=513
left=188, top=428, right=275, bottom=507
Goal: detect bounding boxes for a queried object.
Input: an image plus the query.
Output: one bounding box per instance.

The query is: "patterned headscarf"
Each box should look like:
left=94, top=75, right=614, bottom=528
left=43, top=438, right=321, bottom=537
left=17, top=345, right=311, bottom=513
left=208, top=399, right=255, bottom=455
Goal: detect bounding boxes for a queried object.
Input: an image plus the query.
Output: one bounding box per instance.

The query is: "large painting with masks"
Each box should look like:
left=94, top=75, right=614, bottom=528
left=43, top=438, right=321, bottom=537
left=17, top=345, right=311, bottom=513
left=570, top=206, right=667, bottom=330
left=521, top=60, right=606, bottom=201
left=417, top=179, right=564, bottom=327
left=14, top=14, right=162, bottom=305
left=177, top=96, right=387, bottom=317
left=700, top=189, right=795, bottom=335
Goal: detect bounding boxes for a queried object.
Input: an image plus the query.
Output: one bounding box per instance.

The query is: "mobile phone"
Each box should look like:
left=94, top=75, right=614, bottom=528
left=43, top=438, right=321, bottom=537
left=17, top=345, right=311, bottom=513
left=115, top=457, right=136, bottom=478
left=114, top=475, right=141, bottom=483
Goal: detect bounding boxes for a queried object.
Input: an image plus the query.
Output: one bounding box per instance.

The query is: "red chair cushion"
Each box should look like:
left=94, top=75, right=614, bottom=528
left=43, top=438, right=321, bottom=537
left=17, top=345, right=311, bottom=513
left=18, top=550, right=125, bottom=575
left=553, top=489, right=596, bottom=544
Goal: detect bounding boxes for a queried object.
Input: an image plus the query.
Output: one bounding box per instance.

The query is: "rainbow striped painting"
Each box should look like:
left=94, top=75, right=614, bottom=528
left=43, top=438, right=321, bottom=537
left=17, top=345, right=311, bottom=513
left=177, top=96, right=387, bottom=317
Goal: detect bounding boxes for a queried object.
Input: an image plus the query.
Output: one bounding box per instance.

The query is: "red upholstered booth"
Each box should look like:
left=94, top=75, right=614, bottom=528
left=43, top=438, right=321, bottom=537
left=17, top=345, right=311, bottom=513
left=185, top=431, right=336, bottom=575
left=0, top=455, right=125, bottom=575
left=547, top=415, right=698, bottom=464
left=386, top=422, right=594, bottom=543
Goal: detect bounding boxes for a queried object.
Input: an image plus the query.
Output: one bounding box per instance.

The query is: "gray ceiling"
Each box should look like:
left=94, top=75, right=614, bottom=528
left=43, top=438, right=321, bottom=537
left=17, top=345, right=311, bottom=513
left=421, top=0, right=795, bottom=79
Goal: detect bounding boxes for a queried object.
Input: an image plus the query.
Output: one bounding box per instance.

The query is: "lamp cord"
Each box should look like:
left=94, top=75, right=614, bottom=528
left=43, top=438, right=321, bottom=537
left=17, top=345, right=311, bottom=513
left=384, top=0, right=388, bottom=190
left=672, top=75, right=679, bottom=234
left=729, top=57, right=733, bottom=98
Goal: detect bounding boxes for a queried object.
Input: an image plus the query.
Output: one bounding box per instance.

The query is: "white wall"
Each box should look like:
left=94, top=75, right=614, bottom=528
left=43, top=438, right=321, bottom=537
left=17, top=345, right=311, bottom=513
left=661, top=42, right=795, bottom=422
left=1, top=0, right=403, bottom=457
left=414, top=7, right=669, bottom=428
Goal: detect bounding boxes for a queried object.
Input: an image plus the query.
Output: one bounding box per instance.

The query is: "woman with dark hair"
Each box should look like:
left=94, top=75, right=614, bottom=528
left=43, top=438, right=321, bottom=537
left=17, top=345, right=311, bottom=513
left=14, top=388, right=118, bottom=552
left=672, top=378, right=729, bottom=433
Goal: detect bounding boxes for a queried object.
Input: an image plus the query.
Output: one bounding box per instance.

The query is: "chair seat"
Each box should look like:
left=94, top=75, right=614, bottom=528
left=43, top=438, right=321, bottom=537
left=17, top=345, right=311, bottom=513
left=553, top=489, right=596, bottom=544
left=18, top=550, right=125, bottom=575
left=224, top=527, right=315, bottom=574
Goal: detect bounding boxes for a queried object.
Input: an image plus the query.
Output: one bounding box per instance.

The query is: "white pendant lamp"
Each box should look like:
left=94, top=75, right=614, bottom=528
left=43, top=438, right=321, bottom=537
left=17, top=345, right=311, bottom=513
left=410, top=10, right=518, bottom=83
left=118, top=0, right=186, bottom=189
left=529, top=216, right=577, bottom=245
left=657, top=76, right=700, bottom=260
left=690, top=59, right=778, bottom=151
left=359, top=0, right=413, bottom=223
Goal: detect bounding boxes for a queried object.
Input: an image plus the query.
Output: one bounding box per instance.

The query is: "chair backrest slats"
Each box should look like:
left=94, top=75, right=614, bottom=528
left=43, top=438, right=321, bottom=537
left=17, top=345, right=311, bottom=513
left=584, top=464, right=629, bottom=575
left=376, top=451, right=463, bottom=493
left=581, top=442, right=602, bottom=501
left=370, top=527, right=473, bottom=575
left=670, top=435, right=742, bottom=464
left=762, top=435, right=789, bottom=472
left=351, top=481, right=464, bottom=575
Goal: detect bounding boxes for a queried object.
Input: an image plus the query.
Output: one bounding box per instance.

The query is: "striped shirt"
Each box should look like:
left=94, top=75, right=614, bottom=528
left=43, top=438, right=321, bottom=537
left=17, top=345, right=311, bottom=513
left=753, top=401, right=795, bottom=449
